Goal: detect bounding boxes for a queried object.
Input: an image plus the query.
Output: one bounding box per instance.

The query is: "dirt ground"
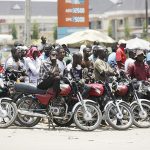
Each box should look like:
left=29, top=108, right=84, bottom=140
left=0, top=123, right=150, bottom=150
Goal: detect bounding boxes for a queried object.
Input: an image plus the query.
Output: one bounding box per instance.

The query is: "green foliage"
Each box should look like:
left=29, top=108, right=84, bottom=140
left=53, top=24, right=57, bottom=40
left=11, top=23, right=17, bottom=39
left=108, top=22, right=113, bottom=38
left=32, top=21, right=39, bottom=39
left=124, top=19, right=130, bottom=39
left=142, top=20, right=147, bottom=39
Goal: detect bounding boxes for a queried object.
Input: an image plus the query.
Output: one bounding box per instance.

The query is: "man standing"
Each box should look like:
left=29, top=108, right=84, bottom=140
left=55, top=45, right=66, bottom=76
left=116, top=39, right=127, bottom=69
left=127, top=50, right=150, bottom=81
left=38, top=36, right=47, bottom=53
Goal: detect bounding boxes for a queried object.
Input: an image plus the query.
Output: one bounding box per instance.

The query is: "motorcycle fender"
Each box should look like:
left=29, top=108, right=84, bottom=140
left=131, top=99, right=150, bottom=107
left=0, top=97, right=13, bottom=103
left=72, top=99, right=98, bottom=113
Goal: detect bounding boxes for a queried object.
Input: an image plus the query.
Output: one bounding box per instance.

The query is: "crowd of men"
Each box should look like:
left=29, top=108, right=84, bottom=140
left=1, top=36, right=150, bottom=100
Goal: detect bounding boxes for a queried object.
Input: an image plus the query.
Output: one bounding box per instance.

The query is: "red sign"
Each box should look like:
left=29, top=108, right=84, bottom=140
left=58, top=0, right=89, bottom=27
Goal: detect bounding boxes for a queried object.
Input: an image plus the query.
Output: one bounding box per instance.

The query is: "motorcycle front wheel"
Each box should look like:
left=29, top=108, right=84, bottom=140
left=131, top=101, right=150, bottom=128
left=106, top=102, right=133, bottom=130
left=73, top=102, right=102, bottom=131
left=0, top=99, right=18, bottom=128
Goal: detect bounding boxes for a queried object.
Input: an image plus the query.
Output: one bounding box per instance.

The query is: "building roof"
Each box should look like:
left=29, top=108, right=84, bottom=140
left=0, top=1, right=57, bottom=16
left=0, top=0, right=149, bottom=16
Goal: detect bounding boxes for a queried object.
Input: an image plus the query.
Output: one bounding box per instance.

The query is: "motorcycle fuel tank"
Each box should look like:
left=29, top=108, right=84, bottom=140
left=117, top=85, right=128, bottom=96
left=60, top=84, right=71, bottom=96
left=88, top=83, right=104, bottom=97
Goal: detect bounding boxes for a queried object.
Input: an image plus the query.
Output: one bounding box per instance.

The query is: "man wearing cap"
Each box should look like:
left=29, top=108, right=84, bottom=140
left=127, top=50, right=150, bottom=81
left=116, top=39, right=127, bottom=69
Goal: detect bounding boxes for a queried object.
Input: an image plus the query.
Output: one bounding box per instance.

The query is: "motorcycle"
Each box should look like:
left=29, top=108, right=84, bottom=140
left=114, top=70, right=150, bottom=128
left=15, top=77, right=102, bottom=131
left=84, top=75, right=134, bottom=130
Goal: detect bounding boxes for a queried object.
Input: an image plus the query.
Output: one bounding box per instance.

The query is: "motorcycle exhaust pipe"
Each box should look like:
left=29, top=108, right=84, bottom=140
left=18, top=109, right=47, bottom=118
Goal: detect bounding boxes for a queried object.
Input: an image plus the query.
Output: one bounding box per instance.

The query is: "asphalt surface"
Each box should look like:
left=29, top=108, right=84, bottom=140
left=0, top=123, right=150, bottom=150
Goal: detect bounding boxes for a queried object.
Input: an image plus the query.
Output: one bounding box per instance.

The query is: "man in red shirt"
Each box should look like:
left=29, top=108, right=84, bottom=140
left=116, top=39, right=127, bottom=69
left=126, top=50, right=150, bottom=81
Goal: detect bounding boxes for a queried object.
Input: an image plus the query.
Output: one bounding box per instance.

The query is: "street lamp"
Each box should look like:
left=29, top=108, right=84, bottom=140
left=25, top=0, right=31, bottom=46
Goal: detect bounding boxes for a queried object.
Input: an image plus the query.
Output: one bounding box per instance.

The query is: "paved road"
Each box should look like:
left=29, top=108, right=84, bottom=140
left=0, top=124, right=150, bottom=150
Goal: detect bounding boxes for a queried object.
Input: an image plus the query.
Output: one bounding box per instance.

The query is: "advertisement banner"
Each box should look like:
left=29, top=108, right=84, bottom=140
left=58, top=0, right=89, bottom=27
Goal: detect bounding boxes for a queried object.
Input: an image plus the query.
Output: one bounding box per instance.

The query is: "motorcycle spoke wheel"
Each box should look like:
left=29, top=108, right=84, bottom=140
left=132, top=102, right=150, bottom=128
left=73, top=102, right=102, bottom=131
left=0, top=101, right=17, bottom=128
left=17, top=97, right=41, bottom=127
left=106, top=103, right=133, bottom=130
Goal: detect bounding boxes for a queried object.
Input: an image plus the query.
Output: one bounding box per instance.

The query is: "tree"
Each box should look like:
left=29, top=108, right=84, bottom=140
left=11, top=23, right=17, bottom=39
left=108, top=21, right=113, bottom=38
left=124, top=18, right=130, bottom=39
left=53, top=24, right=57, bottom=40
left=142, top=20, right=147, bottom=39
left=32, top=21, right=39, bottom=39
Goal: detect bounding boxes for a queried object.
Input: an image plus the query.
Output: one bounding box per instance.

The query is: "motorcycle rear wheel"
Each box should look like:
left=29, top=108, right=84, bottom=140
left=131, top=101, right=150, bottom=128
left=106, top=102, right=133, bottom=130
left=73, top=102, right=102, bottom=131
left=16, top=96, right=41, bottom=127
left=0, top=99, right=18, bottom=128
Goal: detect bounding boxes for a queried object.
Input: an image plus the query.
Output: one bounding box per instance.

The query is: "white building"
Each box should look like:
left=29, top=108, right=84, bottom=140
left=0, top=0, right=149, bottom=42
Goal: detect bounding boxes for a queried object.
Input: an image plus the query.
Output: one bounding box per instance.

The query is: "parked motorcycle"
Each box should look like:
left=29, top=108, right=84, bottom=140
left=15, top=77, right=102, bottom=131
left=0, top=97, right=18, bottom=128
left=114, top=70, right=150, bottom=128
left=84, top=75, right=134, bottom=130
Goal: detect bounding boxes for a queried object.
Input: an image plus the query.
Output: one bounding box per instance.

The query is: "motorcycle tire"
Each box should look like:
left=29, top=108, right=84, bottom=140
left=53, top=117, right=73, bottom=127
left=73, top=102, right=102, bottom=131
left=131, top=101, right=150, bottom=128
left=0, top=99, right=18, bottom=128
left=16, top=96, right=41, bottom=127
left=106, top=102, right=133, bottom=130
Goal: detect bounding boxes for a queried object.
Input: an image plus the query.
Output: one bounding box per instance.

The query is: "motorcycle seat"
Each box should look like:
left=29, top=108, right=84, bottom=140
left=14, top=83, right=46, bottom=94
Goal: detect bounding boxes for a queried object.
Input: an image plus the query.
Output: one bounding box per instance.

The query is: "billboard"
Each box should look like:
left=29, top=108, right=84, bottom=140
left=58, top=0, right=89, bottom=27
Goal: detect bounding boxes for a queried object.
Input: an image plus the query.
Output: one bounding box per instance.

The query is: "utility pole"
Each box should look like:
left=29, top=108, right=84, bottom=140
left=25, top=0, right=31, bottom=46
left=145, top=0, right=148, bottom=36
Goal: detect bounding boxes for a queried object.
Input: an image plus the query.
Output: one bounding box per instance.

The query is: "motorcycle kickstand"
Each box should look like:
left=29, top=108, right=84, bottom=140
left=48, top=116, right=55, bottom=130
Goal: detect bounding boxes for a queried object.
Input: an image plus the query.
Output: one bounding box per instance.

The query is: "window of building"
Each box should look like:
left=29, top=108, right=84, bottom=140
left=89, top=20, right=102, bottom=29
left=118, top=19, right=123, bottom=26
left=97, top=20, right=102, bottom=29
left=135, top=18, right=144, bottom=27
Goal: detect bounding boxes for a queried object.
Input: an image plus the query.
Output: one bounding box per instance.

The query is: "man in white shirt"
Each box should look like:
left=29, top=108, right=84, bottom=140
left=124, top=50, right=135, bottom=72
left=55, top=45, right=66, bottom=76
